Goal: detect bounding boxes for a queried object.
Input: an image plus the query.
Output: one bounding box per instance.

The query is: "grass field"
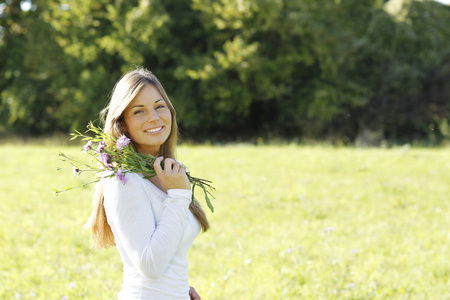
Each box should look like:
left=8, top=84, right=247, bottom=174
left=0, top=143, right=449, bottom=299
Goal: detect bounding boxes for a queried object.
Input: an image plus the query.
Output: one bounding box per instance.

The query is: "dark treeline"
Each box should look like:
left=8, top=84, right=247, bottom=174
left=1, top=0, right=449, bottom=144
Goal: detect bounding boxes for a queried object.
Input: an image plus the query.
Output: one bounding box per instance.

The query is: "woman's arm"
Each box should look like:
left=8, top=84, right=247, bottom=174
left=103, top=172, right=191, bottom=279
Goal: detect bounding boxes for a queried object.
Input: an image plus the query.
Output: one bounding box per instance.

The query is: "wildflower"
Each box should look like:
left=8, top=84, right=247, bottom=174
left=351, top=249, right=359, bottom=254
left=286, top=248, right=292, bottom=254
left=322, top=227, right=335, bottom=233
left=96, top=141, right=106, bottom=153
left=72, top=166, right=79, bottom=176
left=83, top=140, right=92, bottom=152
left=60, top=296, right=69, bottom=300
left=348, top=283, right=355, bottom=289
left=115, top=169, right=127, bottom=184
left=98, top=153, right=112, bottom=170
left=68, top=282, right=75, bottom=289
left=116, top=135, right=131, bottom=151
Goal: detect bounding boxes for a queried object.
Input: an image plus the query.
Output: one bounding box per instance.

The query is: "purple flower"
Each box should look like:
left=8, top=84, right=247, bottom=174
left=115, top=169, right=127, bottom=184
left=72, top=166, right=79, bottom=176
left=116, top=135, right=131, bottom=151
left=96, top=141, right=106, bottom=153
left=322, top=227, right=335, bottom=233
left=98, top=153, right=112, bottom=169
left=99, top=152, right=109, bottom=164
left=83, top=140, right=92, bottom=152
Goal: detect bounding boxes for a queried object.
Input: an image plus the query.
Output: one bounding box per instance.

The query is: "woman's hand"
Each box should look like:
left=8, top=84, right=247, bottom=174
left=189, top=286, right=201, bottom=300
left=154, top=157, right=191, bottom=191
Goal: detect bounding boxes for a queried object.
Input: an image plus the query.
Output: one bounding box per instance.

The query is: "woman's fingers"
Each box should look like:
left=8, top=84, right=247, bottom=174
left=171, top=161, right=185, bottom=174
left=153, top=156, right=164, bottom=176
left=156, top=158, right=179, bottom=175
left=189, top=286, right=201, bottom=300
left=163, top=158, right=176, bottom=175
left=153, top=157, right=190, bottom=190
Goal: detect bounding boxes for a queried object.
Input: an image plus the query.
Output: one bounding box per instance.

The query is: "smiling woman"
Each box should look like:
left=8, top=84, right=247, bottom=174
left=101, top=69, right=179, bottom=160
left=123, top=85, right=172, bottom=157
left=84, top=67, right=209, bottom=300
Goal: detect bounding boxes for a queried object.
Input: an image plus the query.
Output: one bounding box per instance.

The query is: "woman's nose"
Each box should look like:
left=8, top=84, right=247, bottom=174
left=146, top=108, right=160, bottom=122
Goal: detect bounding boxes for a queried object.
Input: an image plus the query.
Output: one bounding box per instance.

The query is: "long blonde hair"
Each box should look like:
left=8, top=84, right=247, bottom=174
left=85, top=67, right=209, bottom=250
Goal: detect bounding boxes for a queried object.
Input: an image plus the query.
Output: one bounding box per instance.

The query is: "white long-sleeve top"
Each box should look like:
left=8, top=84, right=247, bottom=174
left=103, top=172, right=201, bottom=300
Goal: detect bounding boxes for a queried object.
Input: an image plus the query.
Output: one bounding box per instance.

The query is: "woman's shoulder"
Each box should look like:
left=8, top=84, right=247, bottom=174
left=102, top=172, right=167, bottom=206
left=103, top=172, right=147, bottom=198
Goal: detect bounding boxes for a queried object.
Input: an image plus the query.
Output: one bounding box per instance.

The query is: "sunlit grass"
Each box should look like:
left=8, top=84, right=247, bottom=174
left=0, top=144, right=449, bottom=299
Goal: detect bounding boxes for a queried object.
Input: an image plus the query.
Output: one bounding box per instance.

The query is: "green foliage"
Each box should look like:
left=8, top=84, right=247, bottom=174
left=340, top=0, right=450, bottom=141
left=0, top=0, right=449, bottom=142
left=1, top=144, right=449, bottom=299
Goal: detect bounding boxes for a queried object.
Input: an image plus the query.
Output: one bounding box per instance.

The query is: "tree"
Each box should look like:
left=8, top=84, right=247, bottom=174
left=0, top=0, right=66, bottom=133
left=0, top=0, right=449, bottom=143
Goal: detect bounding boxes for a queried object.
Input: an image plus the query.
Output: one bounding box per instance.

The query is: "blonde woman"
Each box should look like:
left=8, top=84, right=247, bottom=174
left=85, top=68, right=209, bottom=300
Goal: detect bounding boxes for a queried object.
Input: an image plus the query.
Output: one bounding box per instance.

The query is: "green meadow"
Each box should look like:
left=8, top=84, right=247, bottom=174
left=0, top=144, right=449, bottom=300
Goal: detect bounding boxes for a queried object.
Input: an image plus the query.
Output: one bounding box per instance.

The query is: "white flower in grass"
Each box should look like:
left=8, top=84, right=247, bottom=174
left=322, top=227, right=335, bottom=233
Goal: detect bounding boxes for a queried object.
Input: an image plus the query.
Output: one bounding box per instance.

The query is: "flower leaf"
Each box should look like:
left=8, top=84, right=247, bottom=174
left=139, top=160, right=147, bottom=169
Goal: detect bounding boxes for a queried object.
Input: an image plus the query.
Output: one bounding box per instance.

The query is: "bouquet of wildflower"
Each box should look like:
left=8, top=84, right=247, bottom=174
left=55, top=122, right=215, bottom=213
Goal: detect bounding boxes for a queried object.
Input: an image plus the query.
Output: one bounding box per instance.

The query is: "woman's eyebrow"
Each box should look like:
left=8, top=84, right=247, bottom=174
left=155, top=99, right=165, bottom=103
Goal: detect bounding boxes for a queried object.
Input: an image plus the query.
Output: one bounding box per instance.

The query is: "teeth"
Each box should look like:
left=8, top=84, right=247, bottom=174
left=145, top=127, right=162, bottom=133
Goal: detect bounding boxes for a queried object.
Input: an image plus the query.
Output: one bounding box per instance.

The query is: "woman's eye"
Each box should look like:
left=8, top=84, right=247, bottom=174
left=134, top=110, right=144, bottom=115
left=156, top=105, right=165, bottom=110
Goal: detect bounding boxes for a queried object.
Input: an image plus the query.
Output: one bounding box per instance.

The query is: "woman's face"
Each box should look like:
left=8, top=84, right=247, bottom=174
left=123, top=84, right=172, bottom=156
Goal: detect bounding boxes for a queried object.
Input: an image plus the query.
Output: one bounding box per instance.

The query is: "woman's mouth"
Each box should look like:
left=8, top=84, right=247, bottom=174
left=144, top=126, right=163, bottom=134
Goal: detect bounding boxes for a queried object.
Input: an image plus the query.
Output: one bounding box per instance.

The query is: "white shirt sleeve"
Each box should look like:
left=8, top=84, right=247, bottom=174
left=103, top=174, right=192, bottom=279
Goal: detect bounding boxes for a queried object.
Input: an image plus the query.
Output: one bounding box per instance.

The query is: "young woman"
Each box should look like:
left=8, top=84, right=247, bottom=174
left=85, top=68, right=209, bottom=300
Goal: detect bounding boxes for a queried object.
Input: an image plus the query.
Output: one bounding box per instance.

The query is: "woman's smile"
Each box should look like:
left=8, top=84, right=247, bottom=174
left=144, top=126, right=164, bottom=134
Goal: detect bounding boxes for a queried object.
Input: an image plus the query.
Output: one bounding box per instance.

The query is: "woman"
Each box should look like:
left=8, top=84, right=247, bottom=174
left=85, top=68, right=209, bottom=300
